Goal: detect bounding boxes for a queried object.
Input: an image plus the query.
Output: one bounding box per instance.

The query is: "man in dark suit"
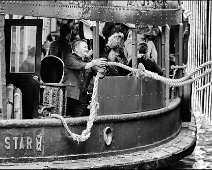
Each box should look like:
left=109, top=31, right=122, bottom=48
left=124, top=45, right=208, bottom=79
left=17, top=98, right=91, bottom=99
left=62, top=39, right=107, bottom=117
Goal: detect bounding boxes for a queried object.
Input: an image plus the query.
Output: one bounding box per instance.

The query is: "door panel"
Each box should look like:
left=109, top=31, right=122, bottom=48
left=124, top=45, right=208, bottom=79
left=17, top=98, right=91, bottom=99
left=5, top=19, right=43, bottom=119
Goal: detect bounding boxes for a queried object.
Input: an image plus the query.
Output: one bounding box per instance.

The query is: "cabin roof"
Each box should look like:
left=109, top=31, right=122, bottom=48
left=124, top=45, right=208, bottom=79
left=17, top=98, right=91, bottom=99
left=1, top=1, right=183, bottom=26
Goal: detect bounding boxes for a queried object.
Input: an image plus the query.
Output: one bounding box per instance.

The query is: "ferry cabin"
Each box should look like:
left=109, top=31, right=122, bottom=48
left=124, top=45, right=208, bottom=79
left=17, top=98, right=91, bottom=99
left=0, top=1, right=189, bottom=120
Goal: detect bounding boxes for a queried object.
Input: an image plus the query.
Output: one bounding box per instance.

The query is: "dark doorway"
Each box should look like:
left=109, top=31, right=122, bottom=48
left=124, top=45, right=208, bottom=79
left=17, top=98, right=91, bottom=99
left=5, top=19, right=43, bottom=119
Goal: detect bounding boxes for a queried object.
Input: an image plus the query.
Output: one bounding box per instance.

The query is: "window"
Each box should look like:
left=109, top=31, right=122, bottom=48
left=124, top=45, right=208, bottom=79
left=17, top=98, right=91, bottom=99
left=10, top=26, right=37, bottom=73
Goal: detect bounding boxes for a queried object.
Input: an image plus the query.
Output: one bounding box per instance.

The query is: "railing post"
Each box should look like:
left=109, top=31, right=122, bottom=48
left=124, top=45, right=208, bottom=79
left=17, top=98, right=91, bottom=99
left=95, top=21, right=99, bottom=59
left=0, top=5, right=6, bottom=119
left=92, top=26, right=97, bottom=59
left=157, top=32, right=162, bottom=67
left=132, top=27, right=137, bottom=69
left=179, top=23, right=184, bottom=97
left=92, top=21, right=99, bottom=60
left=162, top=24, right=170, bottom=106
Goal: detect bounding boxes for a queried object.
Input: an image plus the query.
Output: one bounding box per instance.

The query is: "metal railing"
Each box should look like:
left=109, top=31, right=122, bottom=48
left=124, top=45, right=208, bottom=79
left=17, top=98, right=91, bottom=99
left=183, top=0, right=212, bottom=123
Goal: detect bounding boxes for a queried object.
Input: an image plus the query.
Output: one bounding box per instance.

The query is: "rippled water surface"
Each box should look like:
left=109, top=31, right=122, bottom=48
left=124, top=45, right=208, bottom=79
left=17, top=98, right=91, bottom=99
left=168, top=112, right=212, bottom=169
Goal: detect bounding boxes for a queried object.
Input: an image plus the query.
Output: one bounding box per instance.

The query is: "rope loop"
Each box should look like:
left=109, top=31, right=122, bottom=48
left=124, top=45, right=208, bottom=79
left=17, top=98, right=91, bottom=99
left=51, top=72, right=101, bottom=143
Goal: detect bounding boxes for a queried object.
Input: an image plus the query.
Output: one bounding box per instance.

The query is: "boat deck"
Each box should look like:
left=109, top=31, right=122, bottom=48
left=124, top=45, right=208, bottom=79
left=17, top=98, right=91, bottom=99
left=0, top=115, right=196, bottom=169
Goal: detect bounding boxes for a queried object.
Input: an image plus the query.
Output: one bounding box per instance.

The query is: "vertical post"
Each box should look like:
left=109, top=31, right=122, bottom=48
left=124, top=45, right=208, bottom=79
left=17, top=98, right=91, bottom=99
left=131, top=27, right=137, bottom=68
left=0, top=5, right=6, bottom=119
left=92, top=26, right=97, bottom=59
left=15, top=26, right=20, bottom=72
left=161, top=27, right=165, bottom=70
left=95, top=21, right=99, bottom=59
left=174, top=25, right=180, bottom=98
left=179, top=23, right=184, bottom=97
left=162, top=25, right=170, bottom=106
left=175, top=26, right=180, bottom=66
left=157, top=33, right=162, bottom=67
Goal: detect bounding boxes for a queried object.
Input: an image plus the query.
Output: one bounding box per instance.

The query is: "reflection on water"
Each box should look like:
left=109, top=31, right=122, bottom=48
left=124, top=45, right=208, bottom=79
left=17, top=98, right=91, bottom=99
left=168, top=112, right=212, bottom=169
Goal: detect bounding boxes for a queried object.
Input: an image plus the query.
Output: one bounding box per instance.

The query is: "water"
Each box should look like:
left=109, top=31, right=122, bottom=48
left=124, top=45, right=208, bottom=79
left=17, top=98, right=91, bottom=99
left=168, top=112, right=212, bottom=169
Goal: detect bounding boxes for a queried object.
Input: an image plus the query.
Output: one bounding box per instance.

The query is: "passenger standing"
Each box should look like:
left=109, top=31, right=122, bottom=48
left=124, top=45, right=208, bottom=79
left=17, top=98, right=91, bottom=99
left=128, top=42, right=163, bottom=76
left=48, top=24, right=72, bottom=59
left=145, top=33, right=158, bottom=63
left=102, top=22, right=116, bottom=44
left=62, top=39, right=107, bottom=117
left=19, top=47, right=36, bottom=72
left=106, top=32, right=129, bottom=76
left=42, top=33, right=53, bottom=57
left=137, top=26, right=158, bottom=63
left=124, top=30, right=144, bottom=64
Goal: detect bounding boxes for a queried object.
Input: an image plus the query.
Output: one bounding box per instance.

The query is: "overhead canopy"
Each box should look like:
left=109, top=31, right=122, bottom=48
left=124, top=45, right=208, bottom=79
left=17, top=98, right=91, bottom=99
left=1, top=1, right=183, bottom=26
left=80, top=19, right=135, bottom=39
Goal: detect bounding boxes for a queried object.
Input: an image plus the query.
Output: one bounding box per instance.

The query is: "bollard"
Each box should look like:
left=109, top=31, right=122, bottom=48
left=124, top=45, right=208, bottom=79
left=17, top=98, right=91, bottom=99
left=13, top=88, right=23, bottom=119
left=6, top=84, right=15, bottom=119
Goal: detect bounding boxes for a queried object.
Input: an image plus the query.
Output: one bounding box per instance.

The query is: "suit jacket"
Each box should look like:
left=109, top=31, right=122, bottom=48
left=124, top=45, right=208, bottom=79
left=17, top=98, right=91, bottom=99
left=62, top=53, right=97, bottom=103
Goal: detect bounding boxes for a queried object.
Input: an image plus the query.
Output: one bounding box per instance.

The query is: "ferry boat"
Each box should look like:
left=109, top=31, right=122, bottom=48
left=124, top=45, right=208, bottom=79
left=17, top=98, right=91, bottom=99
left=0, top=1, right=197, bottom=169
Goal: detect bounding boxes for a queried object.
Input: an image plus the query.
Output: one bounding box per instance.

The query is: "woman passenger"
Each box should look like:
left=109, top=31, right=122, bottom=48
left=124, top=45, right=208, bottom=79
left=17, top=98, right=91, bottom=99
left=137, top=25, right=158, bottom=63
left=106, top=32, right=130, bottom=76
left=128, top=42, right=164, bottom=76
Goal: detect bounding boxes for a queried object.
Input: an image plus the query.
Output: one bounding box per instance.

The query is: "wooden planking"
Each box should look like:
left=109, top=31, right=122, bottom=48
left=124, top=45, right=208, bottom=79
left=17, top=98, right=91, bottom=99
left=182, top=1, right=212, bottom=124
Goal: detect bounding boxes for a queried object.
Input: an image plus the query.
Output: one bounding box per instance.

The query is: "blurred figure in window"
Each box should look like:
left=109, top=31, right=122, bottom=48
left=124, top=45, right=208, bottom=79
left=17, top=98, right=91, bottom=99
left=19, top=46, right=36, bottom=72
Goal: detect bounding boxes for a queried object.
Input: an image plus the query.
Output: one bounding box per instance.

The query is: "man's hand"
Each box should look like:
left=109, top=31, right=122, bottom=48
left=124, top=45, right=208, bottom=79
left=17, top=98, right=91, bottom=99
left=92, top=58, right=107, bottom=67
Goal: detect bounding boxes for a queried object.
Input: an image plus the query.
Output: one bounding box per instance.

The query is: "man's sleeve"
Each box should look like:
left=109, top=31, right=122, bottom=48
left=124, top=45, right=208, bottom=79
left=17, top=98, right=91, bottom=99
left=64, top=55, right=87, bottom=70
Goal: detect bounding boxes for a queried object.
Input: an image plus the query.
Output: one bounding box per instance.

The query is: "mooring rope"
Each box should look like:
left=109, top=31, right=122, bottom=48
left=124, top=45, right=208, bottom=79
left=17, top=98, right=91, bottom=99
left=51, top=72, right=100, bottom=143
left=51, top=60, right=212, bottom=143
left=107, top=60, right=212, bottom=86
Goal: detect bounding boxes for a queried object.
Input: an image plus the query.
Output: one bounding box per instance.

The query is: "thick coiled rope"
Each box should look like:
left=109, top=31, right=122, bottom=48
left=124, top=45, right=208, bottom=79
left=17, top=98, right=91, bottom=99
left=51, top=60, right=212, bottom=143
left=51, top=72, right=100, bottom=143
left=107, top=61, right=212, bottom=86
